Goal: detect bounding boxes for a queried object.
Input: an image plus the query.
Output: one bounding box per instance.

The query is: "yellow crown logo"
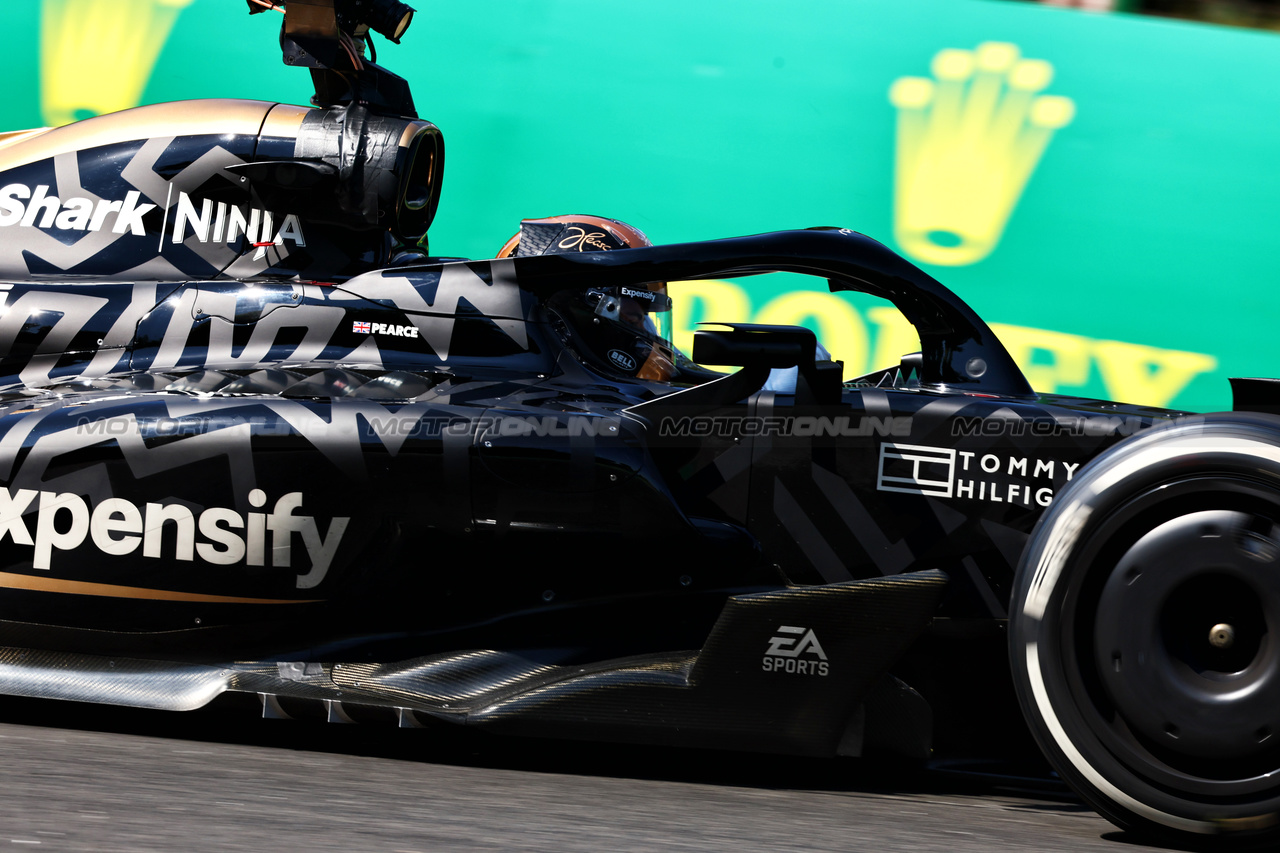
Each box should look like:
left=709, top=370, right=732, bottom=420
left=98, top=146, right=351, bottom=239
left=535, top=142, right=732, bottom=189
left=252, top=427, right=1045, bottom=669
left=40, top=0, right=196, bottom=127
left=888, top=42, right=1075, bottom=266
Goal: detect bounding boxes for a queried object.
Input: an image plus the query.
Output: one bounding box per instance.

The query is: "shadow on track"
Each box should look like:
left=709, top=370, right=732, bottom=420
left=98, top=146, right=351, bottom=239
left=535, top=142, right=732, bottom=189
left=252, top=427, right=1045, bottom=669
left=0, top=691, right=1076, bottom=804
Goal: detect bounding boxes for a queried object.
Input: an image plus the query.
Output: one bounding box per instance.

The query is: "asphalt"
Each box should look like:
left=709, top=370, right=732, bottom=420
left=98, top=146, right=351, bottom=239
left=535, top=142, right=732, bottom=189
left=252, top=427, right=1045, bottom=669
left=0, top=697, right=1179, bottom=852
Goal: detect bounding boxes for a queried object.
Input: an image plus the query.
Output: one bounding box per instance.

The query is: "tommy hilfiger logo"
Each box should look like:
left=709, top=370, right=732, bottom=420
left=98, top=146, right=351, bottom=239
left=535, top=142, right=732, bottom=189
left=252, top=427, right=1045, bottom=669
left=877, top=441, right=1078, bottom=507
left=762, top=625, right=829, bottom=676
left=877, top=443, right=956, bottom=498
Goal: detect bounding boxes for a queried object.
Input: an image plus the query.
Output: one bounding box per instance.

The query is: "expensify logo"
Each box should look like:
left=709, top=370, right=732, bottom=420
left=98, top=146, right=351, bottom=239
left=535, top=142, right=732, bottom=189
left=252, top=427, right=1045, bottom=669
left=0, top=487, right=347, bottom=588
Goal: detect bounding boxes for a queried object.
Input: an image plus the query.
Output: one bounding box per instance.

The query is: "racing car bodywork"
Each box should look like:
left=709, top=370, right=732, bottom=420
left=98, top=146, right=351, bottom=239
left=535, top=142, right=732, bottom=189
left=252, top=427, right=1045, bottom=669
left=1, top=1, right=1279, bottom=846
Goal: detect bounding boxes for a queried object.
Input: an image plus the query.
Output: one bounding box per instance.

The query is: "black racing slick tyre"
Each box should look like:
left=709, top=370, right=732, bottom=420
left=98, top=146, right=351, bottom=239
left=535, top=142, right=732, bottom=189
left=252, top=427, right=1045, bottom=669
left=1010, top=413, right=1280, bottom=847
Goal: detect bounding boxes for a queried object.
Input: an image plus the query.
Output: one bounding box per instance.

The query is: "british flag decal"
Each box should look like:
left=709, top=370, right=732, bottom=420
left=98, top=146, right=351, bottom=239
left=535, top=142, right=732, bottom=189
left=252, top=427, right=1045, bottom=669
left=352, top=321, right=372, bottom=334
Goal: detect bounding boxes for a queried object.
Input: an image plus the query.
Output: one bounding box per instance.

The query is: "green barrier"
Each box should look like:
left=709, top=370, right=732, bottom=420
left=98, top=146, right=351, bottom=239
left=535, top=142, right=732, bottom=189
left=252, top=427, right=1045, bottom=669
left=5, top=0, right=1277, bottom=412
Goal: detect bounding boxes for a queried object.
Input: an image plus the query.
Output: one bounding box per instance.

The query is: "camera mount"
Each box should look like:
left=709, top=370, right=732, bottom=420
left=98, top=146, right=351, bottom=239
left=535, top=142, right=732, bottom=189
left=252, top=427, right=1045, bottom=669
left=247, top=0, right=418, bottom=117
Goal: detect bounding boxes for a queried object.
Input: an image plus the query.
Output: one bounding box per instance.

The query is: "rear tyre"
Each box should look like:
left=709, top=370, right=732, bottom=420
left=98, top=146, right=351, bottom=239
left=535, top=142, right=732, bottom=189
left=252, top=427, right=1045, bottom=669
left=1011, top=414, right=1280, bottom=846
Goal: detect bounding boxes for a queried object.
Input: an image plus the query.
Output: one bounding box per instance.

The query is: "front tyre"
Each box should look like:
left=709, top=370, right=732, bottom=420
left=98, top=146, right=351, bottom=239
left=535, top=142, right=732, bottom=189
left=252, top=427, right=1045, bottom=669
left=1011, top=414, right=1280, bottom=846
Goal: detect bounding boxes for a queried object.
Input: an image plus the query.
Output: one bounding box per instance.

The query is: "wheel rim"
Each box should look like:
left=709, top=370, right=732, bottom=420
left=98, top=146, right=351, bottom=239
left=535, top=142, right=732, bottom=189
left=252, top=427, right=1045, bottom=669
left=1062, top=477, right=1280, bottom=799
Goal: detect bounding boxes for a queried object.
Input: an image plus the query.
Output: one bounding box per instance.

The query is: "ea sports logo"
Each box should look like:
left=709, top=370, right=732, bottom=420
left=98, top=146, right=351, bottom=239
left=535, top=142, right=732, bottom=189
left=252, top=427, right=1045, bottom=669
left=762, top=625, right=829, bottom=676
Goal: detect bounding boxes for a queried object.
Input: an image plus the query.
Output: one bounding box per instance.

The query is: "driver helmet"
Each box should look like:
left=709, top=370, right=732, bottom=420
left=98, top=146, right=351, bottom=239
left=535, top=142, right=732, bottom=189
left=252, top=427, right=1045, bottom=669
left=497, top=215, right=678, bottom=382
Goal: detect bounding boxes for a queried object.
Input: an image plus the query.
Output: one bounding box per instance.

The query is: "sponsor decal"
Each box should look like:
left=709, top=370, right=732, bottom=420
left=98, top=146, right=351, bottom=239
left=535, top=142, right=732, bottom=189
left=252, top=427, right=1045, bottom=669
left=877, top=441, right=1080, bottom=507
left=0, top=185, right=306, bottom=261
left=350, top=320, right=419, bottom=339
left=620, top=286, right=660, bottom=304
left=607, top=349, right=637, bottom=372
left=762, top=625, right=829, bottom=676
left=877, top=444, right=956, bottom=498
left=0, top=487, right=347, bottom=589
left=164, top=190, right=304, bottom=258
left=0, top=184, right=154, bottom=235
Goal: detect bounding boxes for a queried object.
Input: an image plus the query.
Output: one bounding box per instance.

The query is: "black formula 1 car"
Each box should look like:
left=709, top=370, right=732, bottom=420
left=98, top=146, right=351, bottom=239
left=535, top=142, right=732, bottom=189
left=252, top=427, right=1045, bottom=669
left=1, top=1, right=1278, bottom=846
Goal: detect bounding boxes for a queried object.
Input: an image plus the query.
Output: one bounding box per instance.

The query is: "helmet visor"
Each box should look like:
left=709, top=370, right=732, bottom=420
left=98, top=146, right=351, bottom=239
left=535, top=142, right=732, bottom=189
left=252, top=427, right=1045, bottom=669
left=559, top=281, right=677, bottom=381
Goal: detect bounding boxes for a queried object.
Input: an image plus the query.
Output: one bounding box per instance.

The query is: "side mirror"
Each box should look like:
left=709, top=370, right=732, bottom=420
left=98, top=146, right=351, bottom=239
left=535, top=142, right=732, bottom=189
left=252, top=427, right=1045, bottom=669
left=694, top=324, right=842, bottom=405
left=693, top=323, right=817, bottom=368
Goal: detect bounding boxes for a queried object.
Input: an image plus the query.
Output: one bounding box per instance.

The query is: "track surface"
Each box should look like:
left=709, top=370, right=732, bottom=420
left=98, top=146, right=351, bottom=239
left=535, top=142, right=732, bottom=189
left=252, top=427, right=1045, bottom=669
left=0, top=698, right=1177, bottom=852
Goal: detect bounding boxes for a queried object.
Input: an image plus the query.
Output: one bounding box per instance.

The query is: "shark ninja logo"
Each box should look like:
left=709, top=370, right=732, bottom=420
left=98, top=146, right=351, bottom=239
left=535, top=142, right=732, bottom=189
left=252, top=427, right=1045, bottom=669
left=0, top=184, right=155, bottom=235
left=166, top=191, right=306, bottom=253
left=0, top=185, right=306, bottom=259
left=0, top=487, right=347, bottom=589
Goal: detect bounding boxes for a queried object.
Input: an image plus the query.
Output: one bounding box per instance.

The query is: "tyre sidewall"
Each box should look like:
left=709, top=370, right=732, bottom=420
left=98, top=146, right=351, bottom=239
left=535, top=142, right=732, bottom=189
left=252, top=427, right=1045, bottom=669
left=1011, top=412, right=1280, bottom=842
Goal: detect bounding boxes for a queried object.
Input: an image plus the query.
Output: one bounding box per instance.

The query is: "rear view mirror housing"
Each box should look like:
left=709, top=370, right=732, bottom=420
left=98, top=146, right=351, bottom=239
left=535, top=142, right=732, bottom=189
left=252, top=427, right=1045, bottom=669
left=692, top=323, right=817, bottom=368
left=693, top=324, right=842, bottom=404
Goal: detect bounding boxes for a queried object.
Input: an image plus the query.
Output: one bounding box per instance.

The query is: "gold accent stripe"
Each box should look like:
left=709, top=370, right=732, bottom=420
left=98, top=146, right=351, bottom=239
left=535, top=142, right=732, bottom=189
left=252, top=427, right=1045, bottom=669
left=0, top=572, right=320, bottom=605
left=0, top=128, right=52, bottom=152
left=0, top=99, right=277, bottom=173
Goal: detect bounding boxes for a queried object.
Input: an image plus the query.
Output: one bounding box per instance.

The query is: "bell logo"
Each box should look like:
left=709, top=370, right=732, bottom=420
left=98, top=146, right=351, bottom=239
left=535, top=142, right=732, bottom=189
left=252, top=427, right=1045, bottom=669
left=762, top=625, right=829, bottom=676
left=607, top=349, right=637, bottom=372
